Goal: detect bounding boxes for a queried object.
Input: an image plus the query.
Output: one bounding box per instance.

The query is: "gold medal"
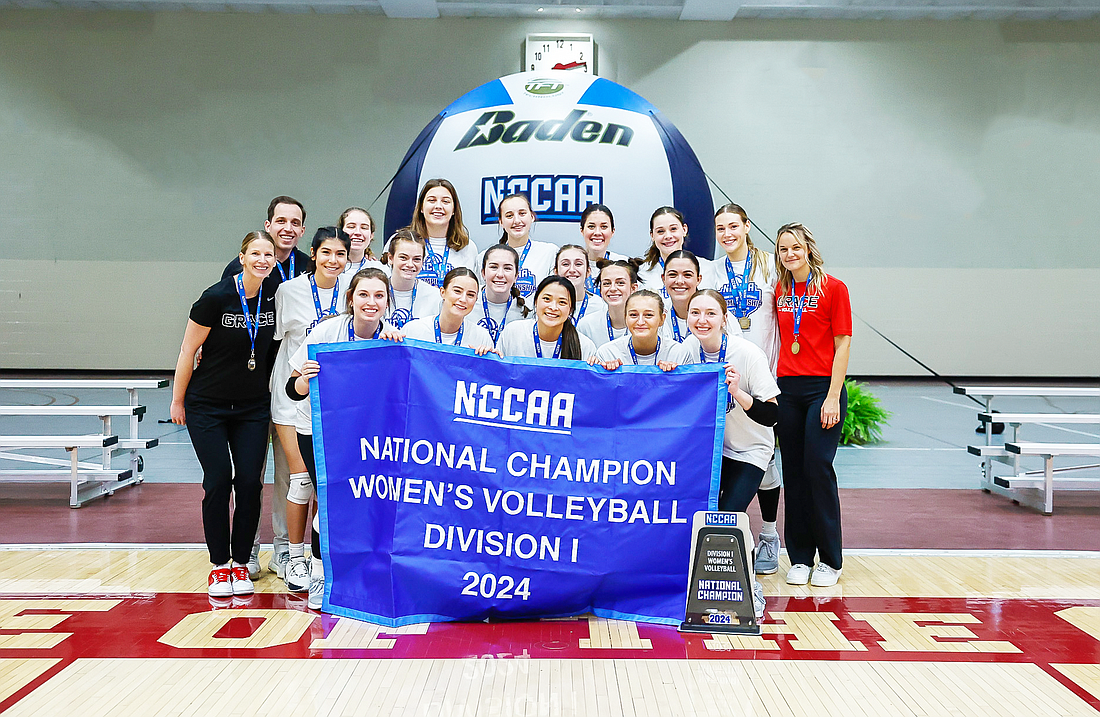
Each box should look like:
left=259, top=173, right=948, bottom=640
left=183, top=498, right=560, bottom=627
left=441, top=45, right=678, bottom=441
left=247, top=351, right=256, bottom=371
left=791, top=340, right=800, bottom=355
left=738, top=316, right=751, bottom=330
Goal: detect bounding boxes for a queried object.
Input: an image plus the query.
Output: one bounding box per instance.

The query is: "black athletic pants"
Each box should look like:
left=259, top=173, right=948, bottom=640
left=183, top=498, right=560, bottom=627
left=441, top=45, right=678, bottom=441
left=297, top=433, right=321, bottom=560
left=185, top=394, right=270, bottom=566
left=776, top=376, right=847, bottom=571
left=718, top=457, right=765, bottom=513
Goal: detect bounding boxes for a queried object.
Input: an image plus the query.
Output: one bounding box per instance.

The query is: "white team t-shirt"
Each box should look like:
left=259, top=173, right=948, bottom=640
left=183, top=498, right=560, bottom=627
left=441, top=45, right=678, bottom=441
left=587, top=250, right=628, bottom=295
left=342, top=257, right=386, bottom=275
left=401, top=315, right=495, bottom=351
left=710, top=252, right=779, bottom=373
left=576, top=309, right=628, bottom=348
left=386, top=279, right=442, bottom=330
left=479, top=240, right=557, bottom=300
left=497, top=319, right=597, bottom=362
left=271, top=274, right=346, bottom=425
left=289, top=315, right=392, bottom=435
left=636, top=262, right=667, bottom=298
left=681, top=333, right=780, bottom=470
left=660, top=306, right=743, bottom=344
left=594, top=335, right=691, bottom=367
left=472, top=290, right=527, bottom=346
left=419, top=238, right=479, bottom=288
left=571, top=291, right=607, bottom=323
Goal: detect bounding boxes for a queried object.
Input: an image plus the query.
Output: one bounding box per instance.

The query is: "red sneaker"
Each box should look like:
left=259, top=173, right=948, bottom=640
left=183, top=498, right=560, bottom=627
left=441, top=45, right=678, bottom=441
left=230, top=564, right=255, bottom=596
left=208, top=567, right=233, bottom=597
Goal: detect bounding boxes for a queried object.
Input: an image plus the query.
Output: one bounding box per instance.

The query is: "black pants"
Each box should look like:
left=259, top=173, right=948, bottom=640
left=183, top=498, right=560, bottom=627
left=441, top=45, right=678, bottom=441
left=718, top=457, right=765, bottom=513
left=297, top=432, right=321, bottom=560
left=186, top=394, right=270, bottom=566
left=776, top=376, right=847, bottom=570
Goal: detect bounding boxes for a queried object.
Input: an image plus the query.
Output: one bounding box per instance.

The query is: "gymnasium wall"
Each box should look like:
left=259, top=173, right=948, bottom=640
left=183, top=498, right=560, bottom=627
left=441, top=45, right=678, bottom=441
left=0, top=11, right=1096, bottom=375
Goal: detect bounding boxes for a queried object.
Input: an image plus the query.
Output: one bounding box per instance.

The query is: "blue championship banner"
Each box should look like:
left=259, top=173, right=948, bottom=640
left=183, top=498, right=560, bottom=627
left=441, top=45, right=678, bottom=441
left=310, top=340, right=724, bottom=626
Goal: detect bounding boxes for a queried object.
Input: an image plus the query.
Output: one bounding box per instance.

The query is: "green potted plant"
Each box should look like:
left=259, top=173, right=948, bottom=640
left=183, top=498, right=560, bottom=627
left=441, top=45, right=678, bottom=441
left=841, top=380, right=890, bottom=445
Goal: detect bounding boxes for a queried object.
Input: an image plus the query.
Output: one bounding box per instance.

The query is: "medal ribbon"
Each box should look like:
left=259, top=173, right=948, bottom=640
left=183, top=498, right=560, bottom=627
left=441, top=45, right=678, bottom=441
left=424, top=241, right=450, bottom=286
left=699, top=334, right=727, bottom=364
left=628, top=336, right=661, bottom=366
left=671, top=313, right=686, bottom=343
left=309, top=274, right=340, bottom=320
left=532, top=322, right=562, bottom=359
left=276, top=252, right=295, bottom=282
left=575, top=292, right=591, bottom=321
left=435, top=316, right=464, bottom=346
left=235, top=273, right=262, bottom=366
left=348, top=318, right=382, bottom=341
left=725, top=254, right=753, bottom=319
left=791, top=275, right=809, bottom=344
left=482, top=291, right=512, bottom=346
left=606, top=313, right=617, bottom=342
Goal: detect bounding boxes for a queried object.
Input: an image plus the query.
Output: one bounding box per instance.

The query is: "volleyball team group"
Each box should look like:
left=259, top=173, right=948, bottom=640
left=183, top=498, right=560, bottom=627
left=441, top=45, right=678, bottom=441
left=170, top=178, right=852, bottom=618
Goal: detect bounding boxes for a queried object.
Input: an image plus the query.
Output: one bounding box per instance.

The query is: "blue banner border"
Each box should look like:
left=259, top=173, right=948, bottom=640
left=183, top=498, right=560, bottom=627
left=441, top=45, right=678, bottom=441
left=308, top=338, right=726, bottom=627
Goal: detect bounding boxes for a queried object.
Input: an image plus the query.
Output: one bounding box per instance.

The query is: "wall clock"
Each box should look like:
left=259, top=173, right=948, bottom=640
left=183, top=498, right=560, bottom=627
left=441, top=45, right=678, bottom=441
left=524, top=33, right=596, bottom=75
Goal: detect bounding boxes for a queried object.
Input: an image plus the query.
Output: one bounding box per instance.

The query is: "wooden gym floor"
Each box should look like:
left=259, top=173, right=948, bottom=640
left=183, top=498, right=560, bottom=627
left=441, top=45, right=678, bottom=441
left=2, top=548, right=1100, bottom=715
left=2, top=380, right=1100, bottom=714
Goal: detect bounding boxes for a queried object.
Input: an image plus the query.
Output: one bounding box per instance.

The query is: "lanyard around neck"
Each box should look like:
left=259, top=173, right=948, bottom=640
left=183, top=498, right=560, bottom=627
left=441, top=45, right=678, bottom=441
left=434, top=315, right=464, bottom=346
left=309, top=274, right=340, bottom=320
left=533, top=322, right=562, bottom=359
left=276, top=252, right=295, bottom=282
left=628, top=336, right=661, bottom=365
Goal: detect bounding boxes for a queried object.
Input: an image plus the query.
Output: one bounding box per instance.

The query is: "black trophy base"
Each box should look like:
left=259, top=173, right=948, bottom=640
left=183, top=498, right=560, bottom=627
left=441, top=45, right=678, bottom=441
left=678, top=619, right=761, bottom=636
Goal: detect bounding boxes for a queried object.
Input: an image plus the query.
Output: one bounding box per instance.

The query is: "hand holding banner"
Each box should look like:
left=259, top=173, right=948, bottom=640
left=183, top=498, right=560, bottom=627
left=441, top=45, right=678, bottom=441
left=311, top=340, right=725, bottom=626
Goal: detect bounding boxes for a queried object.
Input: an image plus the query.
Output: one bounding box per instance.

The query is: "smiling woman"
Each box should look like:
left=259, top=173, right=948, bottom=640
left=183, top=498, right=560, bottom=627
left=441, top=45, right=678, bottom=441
left=497, top=275, right=598, bottom=362
left=170, top=230, right=280, bottom=601
left=398, top=268, right=497, bottom=354
left=772, top=222, right=852, bottom=590
left=285, top=267, right=405, bottom=609
left=269, top=226, right=350, bottom=594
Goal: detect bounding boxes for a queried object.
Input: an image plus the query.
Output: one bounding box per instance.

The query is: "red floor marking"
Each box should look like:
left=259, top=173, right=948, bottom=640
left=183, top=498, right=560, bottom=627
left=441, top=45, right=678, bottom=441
left=2, top=594, right=1100, bottom=712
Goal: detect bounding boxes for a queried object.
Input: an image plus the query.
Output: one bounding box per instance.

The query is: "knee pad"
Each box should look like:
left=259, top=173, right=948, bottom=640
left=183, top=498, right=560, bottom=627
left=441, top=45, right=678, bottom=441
left=312, top=512, right=320, bottom=533
left=287, top=475, right=314, bottom=505
left=759, top=460, right=782, bottom=491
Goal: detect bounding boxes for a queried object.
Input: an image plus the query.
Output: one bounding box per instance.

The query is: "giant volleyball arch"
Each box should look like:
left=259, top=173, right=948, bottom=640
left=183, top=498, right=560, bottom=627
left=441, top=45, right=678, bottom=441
left=384, top=71, right=714, bottom=259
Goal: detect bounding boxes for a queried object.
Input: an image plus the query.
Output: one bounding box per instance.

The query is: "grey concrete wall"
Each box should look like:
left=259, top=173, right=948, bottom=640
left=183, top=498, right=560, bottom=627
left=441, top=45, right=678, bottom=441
left=1, top=12, right=1096, bottom=374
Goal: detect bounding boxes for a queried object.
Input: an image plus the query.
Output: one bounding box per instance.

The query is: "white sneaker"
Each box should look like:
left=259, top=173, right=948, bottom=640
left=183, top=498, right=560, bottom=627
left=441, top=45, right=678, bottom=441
left=307, top=573, right=325, bottom=610
left=270, top=551, right=290, bottom=580
left=752, top=580, right=765, bottom=620
left=230, top=565, right=255, bottom=595
left=810, top=563, right=841, bottom=587
left=785, top=563, right=812, bottom=585
left=208, top=567, right=233, bottom=598
left=754, top=532, right=780, bottom=575
left=247, top=545, right=263, bottom=581
left=285, top=557, right=310, bottom=593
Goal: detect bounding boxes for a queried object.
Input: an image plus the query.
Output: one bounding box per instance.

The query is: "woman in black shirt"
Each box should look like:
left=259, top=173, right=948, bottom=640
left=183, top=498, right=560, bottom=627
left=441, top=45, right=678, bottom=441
left=171, top=231, right=279, bottom=599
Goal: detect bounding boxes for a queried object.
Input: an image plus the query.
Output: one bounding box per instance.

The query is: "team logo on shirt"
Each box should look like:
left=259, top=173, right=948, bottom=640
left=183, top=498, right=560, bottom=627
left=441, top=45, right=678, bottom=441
left=514, top=268, right=536, bottom=298
left=306, top=312, right=338, bottom=333
left=419, top=256, right=452, bottom=288
left=477, top=316, right=499, bottom=335
left=221, top=312, right=275, bottom=329
left=776, top=295, right=819, bottom=311
left=718, top=282, right=763, bottom=316
left=389, top=308, right=413, bottom=329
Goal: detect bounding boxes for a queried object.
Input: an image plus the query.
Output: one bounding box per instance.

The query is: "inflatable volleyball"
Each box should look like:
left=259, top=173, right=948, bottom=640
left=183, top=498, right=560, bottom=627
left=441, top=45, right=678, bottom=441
left=384, top=71, right=714, bottom=259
